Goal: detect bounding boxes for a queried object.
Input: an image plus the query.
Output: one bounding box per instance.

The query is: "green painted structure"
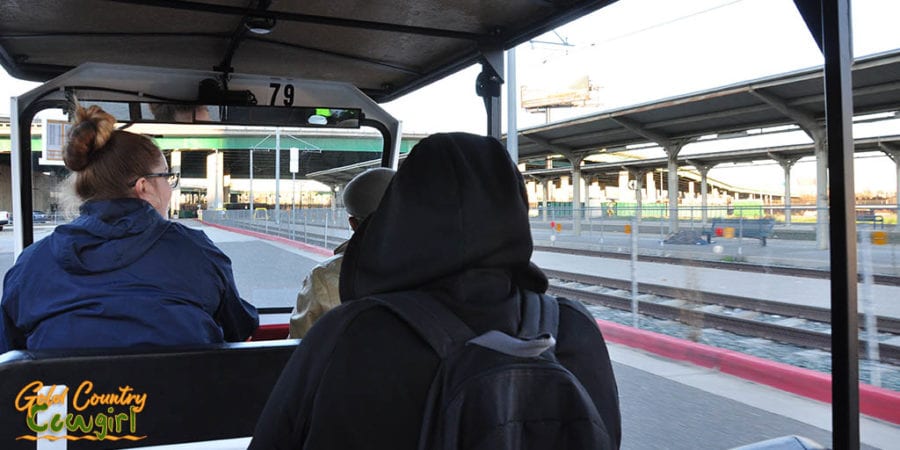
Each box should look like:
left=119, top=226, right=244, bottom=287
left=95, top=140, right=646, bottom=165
left=0, top=134, right=420, bottom=154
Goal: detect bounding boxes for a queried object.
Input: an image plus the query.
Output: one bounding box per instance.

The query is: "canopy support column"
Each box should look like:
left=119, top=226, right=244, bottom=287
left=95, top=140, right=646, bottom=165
left=770, top=154, right=802, bottom=227
left=612, top=117, right=683, bottom=232
left=879, top=142, right=900, bottom=218
left=542, top=178, right=551, bottom=222
left=749, top=88, right=827, bottom=248
left=688, top=163, right=715, bottom=227
left=625, top=168, right=647, bottom=224
left=664, top=145, right=684, bottom=232
left=522, top=136, right=585, bottom=233
left=570, top=155, right=585, bottom=235
left=206, top=150, right=225, bottom=211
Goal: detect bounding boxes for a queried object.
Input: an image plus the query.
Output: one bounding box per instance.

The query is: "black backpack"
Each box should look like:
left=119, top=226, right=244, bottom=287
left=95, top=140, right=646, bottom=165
left=371, top=290, right=614, bottom=450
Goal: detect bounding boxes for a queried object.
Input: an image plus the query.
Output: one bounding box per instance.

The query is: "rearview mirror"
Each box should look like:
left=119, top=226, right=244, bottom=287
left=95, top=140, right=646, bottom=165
left=73, top=100, right=362, bottom=128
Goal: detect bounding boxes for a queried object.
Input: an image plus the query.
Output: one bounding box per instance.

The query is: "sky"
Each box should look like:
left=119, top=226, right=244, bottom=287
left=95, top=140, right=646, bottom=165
left=378, top=0, right=900, bottom=195
left=2, top=0, right=900, bottom=194
left=381, top=0, right=900, bottom=134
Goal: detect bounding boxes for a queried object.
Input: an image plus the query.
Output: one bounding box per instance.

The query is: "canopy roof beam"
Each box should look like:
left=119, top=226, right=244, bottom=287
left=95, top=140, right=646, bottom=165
left=611, top=117, right=673, bottom=149
left=749, top=88, right=824, bottom=141
left=109, top=0, right=486, bottom=41
left=522, top=134, right=580, bottom=162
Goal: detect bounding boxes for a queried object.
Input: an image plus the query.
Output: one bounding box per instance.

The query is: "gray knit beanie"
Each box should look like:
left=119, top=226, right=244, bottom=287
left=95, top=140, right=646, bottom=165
left=343, top=168, right=395, bottom=220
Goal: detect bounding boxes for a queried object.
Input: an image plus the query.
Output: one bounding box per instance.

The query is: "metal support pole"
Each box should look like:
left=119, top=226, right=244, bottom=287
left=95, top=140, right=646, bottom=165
left=542, top=178, right=550, bottom=222
left=275, top=128, right=281, bottom=223
left=291, top=173, right=296, bottom=240
left=324, top=213, right=329, bottom=249
left=822, top=1, right=859, bottom=447
left=478, top=47, right=504, bottom=139
left=630, top=173, right=644, bottom=329
left=10, top=97, right=34, bottom=256
left=571, top=157, right=584, bottom=235
left=507, top=48, right=518, bottom=162
left=815, top=139, right=829, bottom=249
left=170, top=150, right=181, bottom=218
left=249, top=148, right=254, bottom=214
left=859, top=232, right=881, bottom=387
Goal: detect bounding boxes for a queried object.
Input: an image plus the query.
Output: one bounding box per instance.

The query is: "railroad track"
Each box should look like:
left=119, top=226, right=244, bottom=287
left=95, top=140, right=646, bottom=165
left=545, top=269, right=900, bottom=365
left=536, top=245, right=900, bottom=287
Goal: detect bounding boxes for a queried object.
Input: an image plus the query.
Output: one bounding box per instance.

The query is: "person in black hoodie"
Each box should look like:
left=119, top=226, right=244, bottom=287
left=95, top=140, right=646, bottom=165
left=250, top=132, right=620, bottom=449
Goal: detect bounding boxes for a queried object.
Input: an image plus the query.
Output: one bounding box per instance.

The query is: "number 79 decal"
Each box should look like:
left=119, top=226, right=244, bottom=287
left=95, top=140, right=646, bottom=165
left=269, top=83, right=295, bottom=106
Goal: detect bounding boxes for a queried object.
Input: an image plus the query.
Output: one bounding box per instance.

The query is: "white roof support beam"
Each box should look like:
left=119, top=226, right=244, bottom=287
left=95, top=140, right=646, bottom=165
left=878, top=142, right=900, bottom=216
left=522, top=134, right=579, bottom=161
left=749, top=87, right=827, bottom=248
left=768, top=153, right=803, bottom=227
left=523, top=134, right=585, bottom=234
left=686, top=160, right=716, bottom=226
left=749, top=88, right=824, bottom=141
left=611, top=117, right=674, bottom=149
left=612, top=117, right=685, bottom=232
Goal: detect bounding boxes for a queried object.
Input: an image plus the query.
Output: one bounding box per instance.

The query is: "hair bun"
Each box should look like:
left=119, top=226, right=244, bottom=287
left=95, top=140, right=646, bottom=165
left=63, top=105, right=117, bottom=171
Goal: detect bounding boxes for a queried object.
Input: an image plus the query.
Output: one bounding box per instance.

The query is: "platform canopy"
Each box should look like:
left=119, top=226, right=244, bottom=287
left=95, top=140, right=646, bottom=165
left=0, top=0, right=617, bottom=103
left=509, top=49, right=900, bottom=161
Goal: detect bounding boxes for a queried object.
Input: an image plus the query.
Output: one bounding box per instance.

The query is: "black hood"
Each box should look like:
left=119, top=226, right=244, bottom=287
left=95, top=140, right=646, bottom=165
left=340, top=132, right=547, bottom=302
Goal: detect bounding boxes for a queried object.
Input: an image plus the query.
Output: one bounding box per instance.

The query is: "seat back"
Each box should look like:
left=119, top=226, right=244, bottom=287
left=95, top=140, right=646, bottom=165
left=0, top=340, right=297, bottom=449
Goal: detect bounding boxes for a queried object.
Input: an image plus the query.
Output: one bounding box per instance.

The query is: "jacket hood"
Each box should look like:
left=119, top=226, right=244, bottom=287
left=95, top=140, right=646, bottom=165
left=49, top=198, right=171, bottom=274
left=340, top=132, right=547, bottom=301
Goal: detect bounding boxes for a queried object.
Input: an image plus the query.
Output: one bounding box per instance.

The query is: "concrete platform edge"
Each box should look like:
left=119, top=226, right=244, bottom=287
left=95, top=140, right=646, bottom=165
left=598, top=319, right=900, bottom=425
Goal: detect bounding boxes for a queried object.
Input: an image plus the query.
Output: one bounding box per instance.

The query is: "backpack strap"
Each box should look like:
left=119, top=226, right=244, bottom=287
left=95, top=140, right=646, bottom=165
left=466, top=330, right=555, bottom=358
left=519, top=290, right=560, bottom=339
left=369, top=290, right=561, bottom=359
left=466, top=291, right=559, bottom=358
left=367, top=291, right=474, bottom=358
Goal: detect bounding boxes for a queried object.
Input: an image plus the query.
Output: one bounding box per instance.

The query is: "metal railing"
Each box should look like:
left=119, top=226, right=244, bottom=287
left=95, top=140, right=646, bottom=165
left=198, top=207, right=352, bottom=250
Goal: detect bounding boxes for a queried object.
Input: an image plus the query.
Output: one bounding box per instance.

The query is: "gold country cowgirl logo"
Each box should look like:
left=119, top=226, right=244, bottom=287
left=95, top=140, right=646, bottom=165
left=14, top=380, right=147, bottom=442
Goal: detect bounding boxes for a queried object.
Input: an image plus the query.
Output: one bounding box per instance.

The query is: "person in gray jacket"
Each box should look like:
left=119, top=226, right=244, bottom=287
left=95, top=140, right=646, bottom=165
left=289, top=168, right=395, bottom=338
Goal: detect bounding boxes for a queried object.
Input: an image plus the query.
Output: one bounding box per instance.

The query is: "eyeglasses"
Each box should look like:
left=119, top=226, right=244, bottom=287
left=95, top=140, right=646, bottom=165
left=129, top=172, right=180, bottom=189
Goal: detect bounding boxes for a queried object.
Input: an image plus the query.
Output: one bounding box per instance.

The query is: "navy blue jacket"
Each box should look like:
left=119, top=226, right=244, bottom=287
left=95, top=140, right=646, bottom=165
left=0, top=199, right=259, bottom=352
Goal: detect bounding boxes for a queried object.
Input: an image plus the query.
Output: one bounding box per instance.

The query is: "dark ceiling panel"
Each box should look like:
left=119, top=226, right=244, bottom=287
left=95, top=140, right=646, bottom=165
left=0, top=0, right=619, bottom=102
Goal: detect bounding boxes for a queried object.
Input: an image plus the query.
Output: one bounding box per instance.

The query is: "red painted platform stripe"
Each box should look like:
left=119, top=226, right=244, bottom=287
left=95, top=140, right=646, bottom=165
left=597, top=319, right=900, bottom=425
left=198, top=220, right=333, bottom=257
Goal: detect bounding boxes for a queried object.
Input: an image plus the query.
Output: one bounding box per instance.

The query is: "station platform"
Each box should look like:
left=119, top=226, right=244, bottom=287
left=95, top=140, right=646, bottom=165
left=529, top=218, right=900, bottom=276
left=530, top=248, right=900, bottom=321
